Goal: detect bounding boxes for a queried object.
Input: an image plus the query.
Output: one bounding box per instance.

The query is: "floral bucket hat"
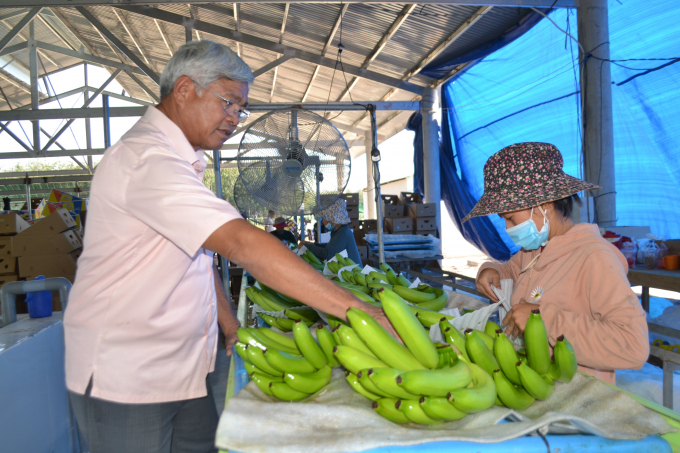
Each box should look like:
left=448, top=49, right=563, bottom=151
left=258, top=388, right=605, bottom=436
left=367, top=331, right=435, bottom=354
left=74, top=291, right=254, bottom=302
left=318, top=198, right=351, bottom=225
left=462, top=142, right=600, bottom=222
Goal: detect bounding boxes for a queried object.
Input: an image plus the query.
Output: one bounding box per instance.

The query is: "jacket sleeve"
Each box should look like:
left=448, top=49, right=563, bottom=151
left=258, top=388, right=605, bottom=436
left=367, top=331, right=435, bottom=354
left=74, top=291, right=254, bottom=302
left=539, top=248, right=649, bottom=371
left=305, top=228, right=351, bottom=262
left=476, top=251, right=525, bottom=282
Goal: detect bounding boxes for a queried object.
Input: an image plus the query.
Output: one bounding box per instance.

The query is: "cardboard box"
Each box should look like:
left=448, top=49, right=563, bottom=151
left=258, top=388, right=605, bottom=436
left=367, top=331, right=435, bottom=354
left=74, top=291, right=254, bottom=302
left=0, top=212, right=31, bottom=236
left=0, top=256, right=17, bottom=275
left=11, top=230, right=82, bottom=257
left=340, top=193, right=360, bottom=206
left=346, top=205, right=360, bottom=219
left=0, top=274, right=17, bottom=288
left=357, top=245, right=368, bottom=262
left=383, top=204, right=404, bottom=219
left=17, top=208, right=75, bottom=236
left=360, top=220, right=378, bottom=232
left=381, top=195, right=400, bottom=206
left=0, top=237, right=12, bottom=257
left=18, top=253, right=78, bottom=278
left=400, top=192, right=423, bottom=206
left=414, top=217, right=437, bottom=233
left=385, top=217, right=413, bottom=233
left=409, top=203, right=437, bottom=218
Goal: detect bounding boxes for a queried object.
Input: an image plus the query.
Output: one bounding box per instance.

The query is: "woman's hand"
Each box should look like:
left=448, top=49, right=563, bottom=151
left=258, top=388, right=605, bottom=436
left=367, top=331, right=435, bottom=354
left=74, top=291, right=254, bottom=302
left=476, top=268, right=501, bottom=302
left=502, top=299, right=535, bottom=338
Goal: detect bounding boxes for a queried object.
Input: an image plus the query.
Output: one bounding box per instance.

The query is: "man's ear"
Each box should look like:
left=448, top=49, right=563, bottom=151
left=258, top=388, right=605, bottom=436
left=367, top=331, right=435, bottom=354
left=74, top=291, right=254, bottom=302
left=172, top=75, right=194, bottom=108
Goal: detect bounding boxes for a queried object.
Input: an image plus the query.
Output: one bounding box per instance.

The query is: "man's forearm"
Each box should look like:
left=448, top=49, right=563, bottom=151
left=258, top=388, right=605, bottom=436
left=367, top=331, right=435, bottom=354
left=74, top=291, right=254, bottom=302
left=205, top=220, right=371, bottom=321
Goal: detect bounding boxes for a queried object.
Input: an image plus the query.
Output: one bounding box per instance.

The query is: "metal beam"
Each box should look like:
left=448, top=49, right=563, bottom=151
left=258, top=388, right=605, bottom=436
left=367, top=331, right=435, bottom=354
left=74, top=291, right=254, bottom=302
left=270, top=3, right=290, bottom=102
left=75, top=6, right=160, bottom=85
left=0, top=9, right=29, bottom=22
left=302, top=3, right=347, bottom=102
left=0, top=1, right=577, bottom=7
left=0, top=175, right=93, bottom=185
left=233, top=2, right=241, bottom=57
left=0, top=42, right=28, bottom=59
left=0, top=7, right=41, bottom=53
left=0, top=121, right=33, bottom=152
left=29, top=21, right=40, bottom=153
left=252, top=54, right=293, bottom=78
left=37, top=12, right=76, bottom=51
left=112, top=8, right=156, bottom=71
left=0, top=101, right=420, bottom=121
left=0, top=188, right=90, bottom=196
left=125, top=69, right=160, bottom=102
left=115, top=5, right=424, bottom=95
left=36, top=41, right=145, bottom=77
left=0, top=170, right=93, bottom=178
left=338, top=5, right=416, bottom=102
left=0, top=148, right=106, bottom=159
left=154, top=17, right=175, bottom=56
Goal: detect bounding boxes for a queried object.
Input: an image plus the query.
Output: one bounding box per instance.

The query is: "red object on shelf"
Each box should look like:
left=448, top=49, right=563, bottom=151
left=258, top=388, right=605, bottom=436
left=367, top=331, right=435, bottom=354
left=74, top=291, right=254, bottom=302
left=603, top=230, right=623, bottom=249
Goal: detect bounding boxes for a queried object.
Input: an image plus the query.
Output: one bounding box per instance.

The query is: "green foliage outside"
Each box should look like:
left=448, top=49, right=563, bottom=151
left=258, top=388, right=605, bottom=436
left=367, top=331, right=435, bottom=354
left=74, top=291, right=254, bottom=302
left=203, top=166, right=240, bottom=206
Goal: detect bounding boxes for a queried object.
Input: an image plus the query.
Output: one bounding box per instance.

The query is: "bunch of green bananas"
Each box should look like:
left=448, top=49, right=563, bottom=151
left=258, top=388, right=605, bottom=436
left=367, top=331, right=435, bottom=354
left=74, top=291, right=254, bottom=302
left=329, top=288, right=498, bottom=425
left=325, top=253, right=358, bottom=274
left=438, top=309, right=578, bottom=411
left=235, top=322, right=339, bottom=401
left=245, top=285, right=319, bottom=331
left=300, top=250, right=324, bottom=271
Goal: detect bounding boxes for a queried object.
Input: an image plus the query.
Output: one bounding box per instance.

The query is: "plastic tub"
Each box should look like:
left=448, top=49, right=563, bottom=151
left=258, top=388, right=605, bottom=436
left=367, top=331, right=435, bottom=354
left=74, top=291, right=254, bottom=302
left=25, top=276, right=53, bottom=319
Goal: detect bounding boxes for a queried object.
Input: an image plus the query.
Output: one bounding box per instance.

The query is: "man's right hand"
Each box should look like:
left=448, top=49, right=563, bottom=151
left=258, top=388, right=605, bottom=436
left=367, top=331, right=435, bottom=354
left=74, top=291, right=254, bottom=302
left=363, top=304, right=402, bottom=343
left=476, top=268, right=501, bottom=302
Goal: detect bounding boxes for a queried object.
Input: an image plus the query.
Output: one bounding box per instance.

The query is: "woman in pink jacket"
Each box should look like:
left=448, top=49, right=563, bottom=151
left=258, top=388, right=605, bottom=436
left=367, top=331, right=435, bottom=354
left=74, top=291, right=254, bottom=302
left=466, top=142, right=648, bottom=384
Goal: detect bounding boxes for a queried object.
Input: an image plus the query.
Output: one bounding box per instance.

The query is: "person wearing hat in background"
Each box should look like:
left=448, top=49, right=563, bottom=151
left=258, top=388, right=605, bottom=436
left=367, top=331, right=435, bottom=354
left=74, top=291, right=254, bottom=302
left=270, top=217, right=296, bottom=244
left=304, top=199, right=362, bottom=265
left=264, top=210, right=276, bottom=232
left=469, top=142, right=648, bottom=384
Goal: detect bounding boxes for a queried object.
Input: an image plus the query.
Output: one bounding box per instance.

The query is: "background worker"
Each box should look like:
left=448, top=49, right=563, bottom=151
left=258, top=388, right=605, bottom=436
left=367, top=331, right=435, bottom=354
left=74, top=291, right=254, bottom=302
left=468, top=142, right=648, bottom=384
left=270, top=217, right=296, bottom=244
left=304, top=199, right=361, bottom=265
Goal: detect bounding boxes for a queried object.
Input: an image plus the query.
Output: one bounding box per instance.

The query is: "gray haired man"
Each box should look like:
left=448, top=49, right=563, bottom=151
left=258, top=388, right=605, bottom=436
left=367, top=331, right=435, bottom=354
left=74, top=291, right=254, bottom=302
left=64, top=40, right=396, bottom=453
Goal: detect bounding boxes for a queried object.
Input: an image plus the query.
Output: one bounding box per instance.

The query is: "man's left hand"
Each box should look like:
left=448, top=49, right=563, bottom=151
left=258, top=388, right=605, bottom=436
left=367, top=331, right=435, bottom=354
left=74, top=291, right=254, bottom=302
left=502, top=299, right=535, bottom=339
left=222, top=320, right=241, bottom=356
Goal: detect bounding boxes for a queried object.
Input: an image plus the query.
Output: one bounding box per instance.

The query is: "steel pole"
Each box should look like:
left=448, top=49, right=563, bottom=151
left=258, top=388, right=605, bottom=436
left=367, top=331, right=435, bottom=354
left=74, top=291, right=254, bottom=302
left=25, top=173, right=32, bottom=221
left=102, top=94, right=111, bottom=148
left=369, top=106, right=385, bottom=264
left=421, top=87, right=441, bottom=234
left=365, top=129, right=375, bottom=219
left=578, top=0, right=615, bottom=226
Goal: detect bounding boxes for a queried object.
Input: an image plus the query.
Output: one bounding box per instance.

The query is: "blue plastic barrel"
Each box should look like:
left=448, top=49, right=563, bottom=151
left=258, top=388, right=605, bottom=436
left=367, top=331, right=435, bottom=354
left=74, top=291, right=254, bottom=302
left=25, top=276, right=53, bottom=318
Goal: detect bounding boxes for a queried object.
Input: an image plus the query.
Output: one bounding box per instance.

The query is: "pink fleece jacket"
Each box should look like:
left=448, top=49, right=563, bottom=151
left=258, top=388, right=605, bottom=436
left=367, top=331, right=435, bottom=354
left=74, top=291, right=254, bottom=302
left=477, top=223, right=649, bottom=384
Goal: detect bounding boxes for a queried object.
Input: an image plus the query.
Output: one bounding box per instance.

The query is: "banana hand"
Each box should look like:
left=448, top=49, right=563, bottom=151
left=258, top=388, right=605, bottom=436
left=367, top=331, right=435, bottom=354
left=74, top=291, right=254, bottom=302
left=397, top=360, right=473, bottom=397
left=446, top=363, right=497, bottom=414
left=525, top=309, right=551, bottom=376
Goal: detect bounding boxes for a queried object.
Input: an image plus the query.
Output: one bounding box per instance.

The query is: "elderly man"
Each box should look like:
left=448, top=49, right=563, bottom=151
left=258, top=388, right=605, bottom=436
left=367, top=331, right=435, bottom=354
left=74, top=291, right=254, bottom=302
left=64, top=41, right=393, bottom=453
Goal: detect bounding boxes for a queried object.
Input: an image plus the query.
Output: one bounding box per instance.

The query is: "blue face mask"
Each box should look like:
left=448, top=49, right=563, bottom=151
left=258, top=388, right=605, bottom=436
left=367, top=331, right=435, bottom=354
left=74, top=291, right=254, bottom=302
left=505, top=207, right=550, bottom=251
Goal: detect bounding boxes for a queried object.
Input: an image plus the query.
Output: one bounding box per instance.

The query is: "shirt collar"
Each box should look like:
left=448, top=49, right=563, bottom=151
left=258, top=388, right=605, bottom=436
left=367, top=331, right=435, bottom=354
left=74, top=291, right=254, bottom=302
left=143, top=106, right=206, bottom=175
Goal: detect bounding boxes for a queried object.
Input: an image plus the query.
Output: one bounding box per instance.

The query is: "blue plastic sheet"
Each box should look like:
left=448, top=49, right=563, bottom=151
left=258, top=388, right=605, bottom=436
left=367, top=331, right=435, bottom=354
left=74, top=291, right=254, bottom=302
left=442, top=0, right=680, bottom=240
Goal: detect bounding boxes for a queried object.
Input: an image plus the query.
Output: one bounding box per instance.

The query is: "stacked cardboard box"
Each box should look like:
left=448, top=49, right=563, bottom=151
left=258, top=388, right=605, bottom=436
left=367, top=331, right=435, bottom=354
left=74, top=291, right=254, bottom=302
left=12, top=208, right=81, bottom=311
left=382, top=195, right=413, bottom=233
left=0, top=212, right=29, bottom=294
left=400, top=192, right=438, bottom=235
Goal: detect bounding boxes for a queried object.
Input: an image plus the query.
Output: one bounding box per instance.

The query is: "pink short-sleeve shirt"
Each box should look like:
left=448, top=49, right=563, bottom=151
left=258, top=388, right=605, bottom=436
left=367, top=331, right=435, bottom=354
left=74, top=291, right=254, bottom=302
left=64, top=106, right=242, bottom=404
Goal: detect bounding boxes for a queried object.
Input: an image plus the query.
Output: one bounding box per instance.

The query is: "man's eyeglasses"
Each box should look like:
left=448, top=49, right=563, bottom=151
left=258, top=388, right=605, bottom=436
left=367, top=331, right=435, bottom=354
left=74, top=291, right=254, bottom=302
left=191, top=79, right=250, bottom=122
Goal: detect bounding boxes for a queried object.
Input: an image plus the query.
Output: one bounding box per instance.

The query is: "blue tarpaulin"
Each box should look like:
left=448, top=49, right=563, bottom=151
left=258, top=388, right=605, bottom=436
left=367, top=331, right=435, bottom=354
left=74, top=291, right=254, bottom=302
left=440, top=0, right=680, bottom=245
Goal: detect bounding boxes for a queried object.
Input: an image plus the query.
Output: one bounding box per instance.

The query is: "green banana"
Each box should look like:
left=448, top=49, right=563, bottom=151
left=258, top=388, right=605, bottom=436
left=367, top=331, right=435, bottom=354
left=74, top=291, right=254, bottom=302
left=353, top=271, right=367, bottom=287
left=258, top=313, right=280, bottom=328
left=416, top=289, right=448, bottom=311
left=378, top=288, right=439, bottom=369
left=547, top=361, right=561, bottom=381
left=396, top=274, right=411, bottom=287
left=246, top=345, right=283, bottom=376
left=284, top=307, right=320, bottom=323
left=326, top=261, right=339, bottom=274
left=251, top=372, right=279, bottom=396
left=244, top=361, right=281, bottom=380
left=397, top=360, right=472, bottom=397
left=284, top=365, right=332, bottom=394
left=464, top=329, right=500, bottom=376
left=368, top=282, right=393, bottom=291
left=264, top=348, right=317, bottom=374
left=341, top=270, right=356, bottom=284
left=372, top=398, right=409, bottom=423
left=308, top=261, right=325, bottom=271
left=292, top=320, right=328, bottom=369
left=379, top=262, right=394, bottom=273
left=476, top=330, right=495, bottom=350
left=333, top=345, right=387, bottom=375
left=446, top=362, right=497, bottom=414
left=369, top=271, right=389, bottom=283
left=305, top=250, right=323, bottom=266
left=274, top=317, right=295, bottom=331
left=391, top=285, right=436, bottom=304
left=554, top=334, right=577, bottom=383
left=485, top=321, right=502, bottom=338
left=331, top=325, right=342, bottom=345
left=419, top=396, right=467, bottom=421
left=386, top=269, right=399, bottom=286
left=346, top=371, right=381, bottom=401
left=234, top=342, right=250, bottom=362
left=516, top=359, right=554, bottom=400
left=269, top=381, right=310, bottom=401
left=336, top=324, right=377, bottom=357
left=258, top=288, right=299, bottom=311
left=237, top=328, right=269, bottom=351
left=418, top=284, right=435, bottom=293
left=344, top=257, right=357, bottom=267
left=334, top=253, right=346, bottom=264
left=493, top=329, right=521, bottom=386
left=357, top=370, right=393, bottom=398
left=346, top=308, right=425, bottom=371
left=316, top=325, right=341, bottom=367
left=525, top=309, right=551, bottom=375
left=367, top=368, right=419, bottom=400
left=396, top=400, right=442, bottom=425
left=247, top=287, right=275, bottom=311
left=349, top=289, right=379, bottom=305
left=257, top=327, right=298, bottom=350
left=492, top=369, right=535, bottom=410
left=337, top=281, right=371, bottom=294
left=439, top=320, right=470, bottom=362
left=411, top=307, right=454, bottom=328
left=246, top=327, right=300, bottom=355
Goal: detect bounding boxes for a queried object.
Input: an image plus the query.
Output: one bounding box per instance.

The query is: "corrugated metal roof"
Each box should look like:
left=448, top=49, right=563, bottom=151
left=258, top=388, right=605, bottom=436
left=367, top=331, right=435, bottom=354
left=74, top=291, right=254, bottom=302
left=0, top=3, right=535, bottom=169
